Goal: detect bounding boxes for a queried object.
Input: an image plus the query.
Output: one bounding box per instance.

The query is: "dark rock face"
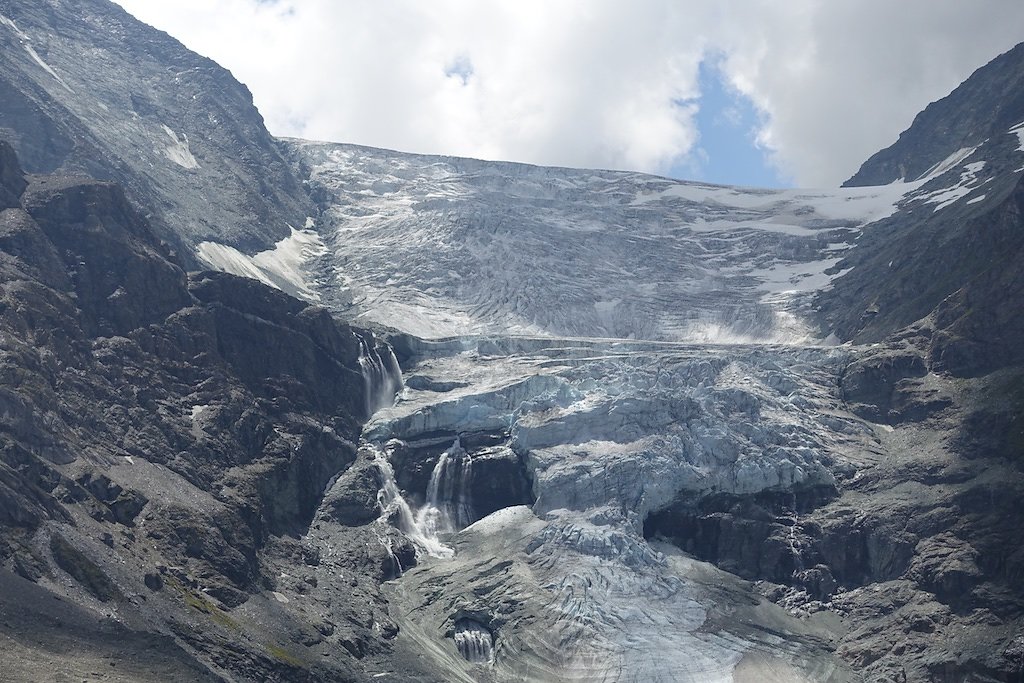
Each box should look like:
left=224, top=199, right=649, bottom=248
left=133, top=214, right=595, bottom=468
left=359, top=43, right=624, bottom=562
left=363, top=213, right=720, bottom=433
left=319, top=458, right=383, bottom=527
left=820, top=173, right=1024, bottom=375
left=22, top=174, right=193, bottom=336
left=839, top=345, right=954, bottom=422
left=820, top=42, right=1024, bottom=377
left=644, top=485, right=839, bottom=589
left=0, top=143, right=411, bottom=681
left=0, top=138, right=26, bottom=207
left=847, top=44, right=1024, bottom=188
left=0, top=0, right=314, bottom=256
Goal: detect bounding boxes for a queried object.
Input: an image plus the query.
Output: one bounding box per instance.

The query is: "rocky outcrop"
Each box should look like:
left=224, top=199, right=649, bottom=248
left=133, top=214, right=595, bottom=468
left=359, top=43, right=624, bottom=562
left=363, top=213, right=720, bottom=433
left=0, top=141, right=428, bottom=681
left=821, top=42, right=1024, bottom=376
left=0, top=137, right=26, bottom=207
left=846, top=43, right=1024, bottom=187
left=838, top=344, right=954, bottom=422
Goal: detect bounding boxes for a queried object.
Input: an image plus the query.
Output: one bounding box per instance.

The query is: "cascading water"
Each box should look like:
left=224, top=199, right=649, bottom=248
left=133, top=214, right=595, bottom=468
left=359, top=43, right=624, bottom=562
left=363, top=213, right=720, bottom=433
left=415, top=438, right=474, bottom=538
left=358, top=339, right=463, bottom=564
left=370, top=442, right=454, bottom=561
left=357, top=336, right=404, bottom=418
left=786, top=491, right=804, bottom=576
left=454, top=619, right=495, bottom=665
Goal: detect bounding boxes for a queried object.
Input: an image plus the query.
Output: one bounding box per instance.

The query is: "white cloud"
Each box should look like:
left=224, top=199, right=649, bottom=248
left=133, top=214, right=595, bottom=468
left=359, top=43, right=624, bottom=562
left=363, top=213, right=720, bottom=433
left=111, top=0, right=1024, bottom=186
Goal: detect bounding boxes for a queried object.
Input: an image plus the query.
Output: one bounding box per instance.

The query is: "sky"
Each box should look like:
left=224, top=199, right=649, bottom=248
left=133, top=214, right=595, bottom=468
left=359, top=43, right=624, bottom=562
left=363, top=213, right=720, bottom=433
left=110, top=1, right=1024, bottom=188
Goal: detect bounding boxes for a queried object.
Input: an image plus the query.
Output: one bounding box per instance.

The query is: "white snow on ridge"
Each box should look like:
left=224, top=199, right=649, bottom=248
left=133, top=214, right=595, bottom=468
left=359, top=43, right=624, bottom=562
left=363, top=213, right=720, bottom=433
left=633, top=181, right=913, bottom=228
left=1009, top=121, right=1024, bottom=152
left=916, top=146, right=978, bottom=181
left=196, top=226, right=327, bottom=301
left=918, top=161, right=988, bottom=212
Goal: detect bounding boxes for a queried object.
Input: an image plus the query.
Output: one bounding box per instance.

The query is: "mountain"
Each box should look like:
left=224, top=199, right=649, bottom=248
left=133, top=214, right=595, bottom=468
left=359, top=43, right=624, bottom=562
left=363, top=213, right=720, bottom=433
left=0, top=139, right=432, bottom=681
left=819, top=42, right=1024, bottom=376
left=0, top=0, right=312, bottom=257
left=846, top=43, right=1024, bottom=188
left=0, top=2, right=1023, bottom=682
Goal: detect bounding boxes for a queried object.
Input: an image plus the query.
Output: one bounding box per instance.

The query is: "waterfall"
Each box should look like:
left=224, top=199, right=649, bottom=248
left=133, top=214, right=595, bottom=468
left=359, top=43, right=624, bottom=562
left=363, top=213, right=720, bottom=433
left=415, top=438, right=474, bottom=537
left=786, top=492, right=804, bottom=575
left=370, top=442, right=453, bottom=560
left=454, top=619, right=494, bottom=665
left=358, top=336, right=404, bottom=418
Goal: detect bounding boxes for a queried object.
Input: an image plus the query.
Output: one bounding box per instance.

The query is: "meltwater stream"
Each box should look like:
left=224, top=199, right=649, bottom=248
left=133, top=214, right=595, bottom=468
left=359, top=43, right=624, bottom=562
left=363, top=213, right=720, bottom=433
left=357, top=335, right=404, bottom=417
left=370, top=435, right=480, bottom=564
left=370, top=442, right=454, bottom=560
left=415, top=437, right=474, bottom=537
left=359, top=339, right=481, bottom=564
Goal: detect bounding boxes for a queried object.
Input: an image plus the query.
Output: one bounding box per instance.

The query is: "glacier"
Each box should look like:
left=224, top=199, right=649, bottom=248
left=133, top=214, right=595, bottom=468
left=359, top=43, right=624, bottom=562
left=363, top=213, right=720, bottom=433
left=322, top=335, right=865, bottom=681
left=196, top=134, right=1022, bottom=681
left=286, top=140, right=917, bottom=345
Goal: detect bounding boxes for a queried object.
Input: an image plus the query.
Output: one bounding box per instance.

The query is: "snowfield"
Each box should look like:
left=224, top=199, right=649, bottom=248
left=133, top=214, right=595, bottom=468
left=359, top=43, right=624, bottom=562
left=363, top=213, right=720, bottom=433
left=283, top=141, right=924, bottom=344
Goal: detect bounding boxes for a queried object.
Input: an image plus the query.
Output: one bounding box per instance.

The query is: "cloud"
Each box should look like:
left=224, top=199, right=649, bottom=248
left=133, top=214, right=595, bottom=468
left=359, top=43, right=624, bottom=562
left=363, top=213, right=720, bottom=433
left=112, top=0, right=1024, bottom=186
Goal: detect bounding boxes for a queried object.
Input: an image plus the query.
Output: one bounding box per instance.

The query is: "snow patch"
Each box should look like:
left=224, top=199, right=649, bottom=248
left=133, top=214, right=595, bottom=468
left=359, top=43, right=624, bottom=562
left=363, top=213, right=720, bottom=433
left=196, top=227, right=328, bottom=301
left=916, top=146, right=978, bottom=181
left=919, top=161, right=988, bottom=212
left=632, top=182, right=914, bottom=228
left=751, top=258, right=846, bottom=297
left=189, top=405, right=208, bottom=440
left=160, top=125, right=199, bottom=169
left=1009, top=121, right=1024, bottom=152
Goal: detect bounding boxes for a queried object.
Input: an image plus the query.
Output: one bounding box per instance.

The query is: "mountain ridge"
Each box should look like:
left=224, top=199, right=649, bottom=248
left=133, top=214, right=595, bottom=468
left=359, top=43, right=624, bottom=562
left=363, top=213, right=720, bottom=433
left=0, top=0, right=313, bottom=256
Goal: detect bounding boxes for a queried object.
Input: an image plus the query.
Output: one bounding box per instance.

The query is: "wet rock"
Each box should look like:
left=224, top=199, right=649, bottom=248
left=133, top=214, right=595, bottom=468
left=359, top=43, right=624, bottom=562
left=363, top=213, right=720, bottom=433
left=0, top=140, right=27, bottom=209
left=465, top=446, right=534, bottom=520
left=386, top=430, right=533, bottom=525
left=645, top=486, right=837, bottom=585
left=453, top=618, right=494, bottom=664
left=319, top=459, right=383, bottom=527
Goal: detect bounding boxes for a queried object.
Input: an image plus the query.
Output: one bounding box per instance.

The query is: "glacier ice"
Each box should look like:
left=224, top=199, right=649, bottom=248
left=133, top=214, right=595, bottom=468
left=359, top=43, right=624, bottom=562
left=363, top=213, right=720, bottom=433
left=288, top=141, right=917, bottom=345
left=361, top=335, right=866, bottom=680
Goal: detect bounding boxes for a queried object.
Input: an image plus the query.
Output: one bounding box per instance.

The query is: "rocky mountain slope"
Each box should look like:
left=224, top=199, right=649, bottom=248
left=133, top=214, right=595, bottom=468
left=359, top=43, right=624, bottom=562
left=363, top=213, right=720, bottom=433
left=0, top=141, right=442, bottom=681
left=0, top=0, right=312, bottom=257
left=0, top=1, right=1022, bottom=681
left=818, top=43, right=1024, bottom=378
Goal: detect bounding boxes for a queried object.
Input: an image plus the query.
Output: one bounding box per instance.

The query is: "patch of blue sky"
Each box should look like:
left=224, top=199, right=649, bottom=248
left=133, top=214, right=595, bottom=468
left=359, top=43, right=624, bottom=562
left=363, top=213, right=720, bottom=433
left=445, top=55, right=474, bottom=86
left=671, top=59, right=792, bottom=188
